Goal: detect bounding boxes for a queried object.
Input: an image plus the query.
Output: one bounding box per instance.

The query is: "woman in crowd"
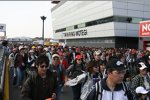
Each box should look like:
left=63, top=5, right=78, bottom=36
left=66, top=55, right=86, bottom=100
left=80, top=60, right=101, bottom=100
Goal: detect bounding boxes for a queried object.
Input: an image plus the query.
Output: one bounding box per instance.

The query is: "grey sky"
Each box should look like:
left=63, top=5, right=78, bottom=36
left=0, top=1, right=55, bottom=38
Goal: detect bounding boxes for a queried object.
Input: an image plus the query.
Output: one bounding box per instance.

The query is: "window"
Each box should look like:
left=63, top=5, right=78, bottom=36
left=132, top=18, right=142, bottom=24
left=55, top=16, right=145, bottom=33
left=66, top=26, right=74, bottom=31
left=77, top=23, right=86, bottom=28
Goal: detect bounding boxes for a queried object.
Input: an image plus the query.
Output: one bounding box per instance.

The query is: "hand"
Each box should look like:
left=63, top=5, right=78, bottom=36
left=22, top=63, right=25, bottom=66
left=64, top=82, right=67, bottom=87
left=51, top=93, right=56, bottom=99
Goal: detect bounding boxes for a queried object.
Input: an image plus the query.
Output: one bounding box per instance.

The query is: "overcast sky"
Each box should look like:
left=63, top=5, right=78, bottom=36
left=0, top=1, right=55, bottom=38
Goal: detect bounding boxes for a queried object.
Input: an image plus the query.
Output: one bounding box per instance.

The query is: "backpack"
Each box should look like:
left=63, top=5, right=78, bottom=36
left=95, top=81, right=133, bottom=100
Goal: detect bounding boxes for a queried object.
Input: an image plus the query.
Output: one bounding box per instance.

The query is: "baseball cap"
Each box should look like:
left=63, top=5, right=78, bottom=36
left=138, top=62, right=147, bottom=70
left=29, top=50, right=34, bottom=53
left=44, top=47, right=49, bottom=51
left=19, top=46, right=24, bottom=51
left=94, top=50, right=101, bottom=56
left=75, top=55, right=82, bottom=60
left=32, top=46, right=36, bottom=49
left=146, top=55, right=150, bottom=61
left=76, top=48, right=80, bottom=51
left=106, top=59, right=126, bottom=71
left=52, top=54, right=60, bottom=59
left=136, top=86, right=149, bottom=94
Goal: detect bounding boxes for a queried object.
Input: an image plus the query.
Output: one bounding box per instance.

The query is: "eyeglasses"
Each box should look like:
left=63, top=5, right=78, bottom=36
left=40, top=65, right=48, bottom=68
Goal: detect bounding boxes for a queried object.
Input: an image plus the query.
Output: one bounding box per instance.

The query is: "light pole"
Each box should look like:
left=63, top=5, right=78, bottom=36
left=41, top=16, right=46, bottom=40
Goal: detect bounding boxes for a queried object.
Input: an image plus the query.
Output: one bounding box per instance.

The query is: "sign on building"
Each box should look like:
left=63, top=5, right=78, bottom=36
left=0, top=24, right=6, bottom=32
left=139, top=21, right=150, bottom=37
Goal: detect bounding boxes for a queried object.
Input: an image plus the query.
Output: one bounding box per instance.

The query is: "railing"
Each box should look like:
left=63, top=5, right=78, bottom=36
left=0, top=46, right=5, bottom=100
left=0, top=45, right=9, bottom=100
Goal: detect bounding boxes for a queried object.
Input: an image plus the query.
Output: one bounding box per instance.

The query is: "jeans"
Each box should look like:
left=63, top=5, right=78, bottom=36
left=56, top=84, right=63, bottom=100
left=72, top=83, right=82, bottom=100
left=16, top=67, right=23, bottom=86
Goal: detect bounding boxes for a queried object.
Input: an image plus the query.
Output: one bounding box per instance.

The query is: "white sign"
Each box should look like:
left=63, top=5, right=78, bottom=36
left=0, top=24, right=6, bottom=32
left=39, top=40, right=44, bottom=45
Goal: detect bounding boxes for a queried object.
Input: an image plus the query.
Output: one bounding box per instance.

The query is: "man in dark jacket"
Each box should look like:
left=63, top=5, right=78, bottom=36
left=21, top=54, right=57, bottom=100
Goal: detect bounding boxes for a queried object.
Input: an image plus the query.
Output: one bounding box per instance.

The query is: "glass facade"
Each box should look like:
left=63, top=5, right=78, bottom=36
left=55, top=16, right=150, bottom=33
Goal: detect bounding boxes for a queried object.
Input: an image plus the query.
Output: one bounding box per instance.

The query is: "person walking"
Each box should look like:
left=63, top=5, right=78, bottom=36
left=49, top=53, right=66, bottom=100
left=66, top=54, right=86, bottom=100
left=86, top=59, right=134, bottom=100
left=80, top=60, right=101, bottom=100
left=21, top=54, right=57, bottom=100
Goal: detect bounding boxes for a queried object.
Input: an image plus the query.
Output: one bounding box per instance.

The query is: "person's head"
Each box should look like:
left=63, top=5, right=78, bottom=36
left=146, top=55, right=150, bottom=64
left=52, top=54, right=60, bottom=66
left=136, top=86, right=149, bottom=100
left=80, top=51, right=87, bottom=59
left=106, top=59, right=127, bottom=84
left=2, top=40, right=8, bottom=47
left=116, top=53, right=125, bottom=64
left=32, top=46, right=36, bottom=50
left=138, top=62, right=148, bottom=76
left=58, top=52, right=63, bottom=60
left=19, top=46, right=25, bottom=55
left=29, top=49, right=34, bottom=55
left=99, top=60, right=106, bottom=72
left=36, top=54, right=49, bottom=76
left=93, top=50, right=101, bottom=61
left=75, top=55, right=83, bottom=65
left=76, top=47, right=80, bottom=53
left=12, top=48, right=17, bottom=53
left=86, top=60, right=100, bottom=74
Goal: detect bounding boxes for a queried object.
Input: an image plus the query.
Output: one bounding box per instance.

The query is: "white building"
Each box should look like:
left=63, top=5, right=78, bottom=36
left=51, top=1, right=150, bottom=49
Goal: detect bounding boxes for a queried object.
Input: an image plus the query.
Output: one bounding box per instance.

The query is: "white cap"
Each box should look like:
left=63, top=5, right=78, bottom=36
left=94, top=50, right=101, bottom=56
left=136, top=86, right=149, bottom=94
left=52, top=54, right=60, bottom=59
left=139, top=62, right=147, bottom=70
left=29, top=50, right=34, bottom=53
left=19, top=46, right=24, bottom=51
left=44, top=48, right=48, bottom=51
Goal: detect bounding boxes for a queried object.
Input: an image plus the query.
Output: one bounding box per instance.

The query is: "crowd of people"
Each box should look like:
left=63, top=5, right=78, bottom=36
left=4, top=41, right=150, bottom=100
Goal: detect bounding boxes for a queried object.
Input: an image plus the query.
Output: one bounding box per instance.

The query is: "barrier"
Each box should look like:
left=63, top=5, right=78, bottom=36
left=0, top=57, right=7, bottom=100
left=0, top=44, right=9, bottom=100
left=3, top=57, right=9, bottom=100
left=0, top=44, right=4, bottom=100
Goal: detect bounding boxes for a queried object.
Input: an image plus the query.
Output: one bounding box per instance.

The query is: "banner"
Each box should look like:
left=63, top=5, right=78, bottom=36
left=139, top=21, right=150, bottom=37
left=0, top=24, right=6, bottom=32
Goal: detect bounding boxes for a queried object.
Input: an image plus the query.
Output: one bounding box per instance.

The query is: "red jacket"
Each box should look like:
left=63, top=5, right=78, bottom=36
left=61, top=59, right=69, bottom=69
